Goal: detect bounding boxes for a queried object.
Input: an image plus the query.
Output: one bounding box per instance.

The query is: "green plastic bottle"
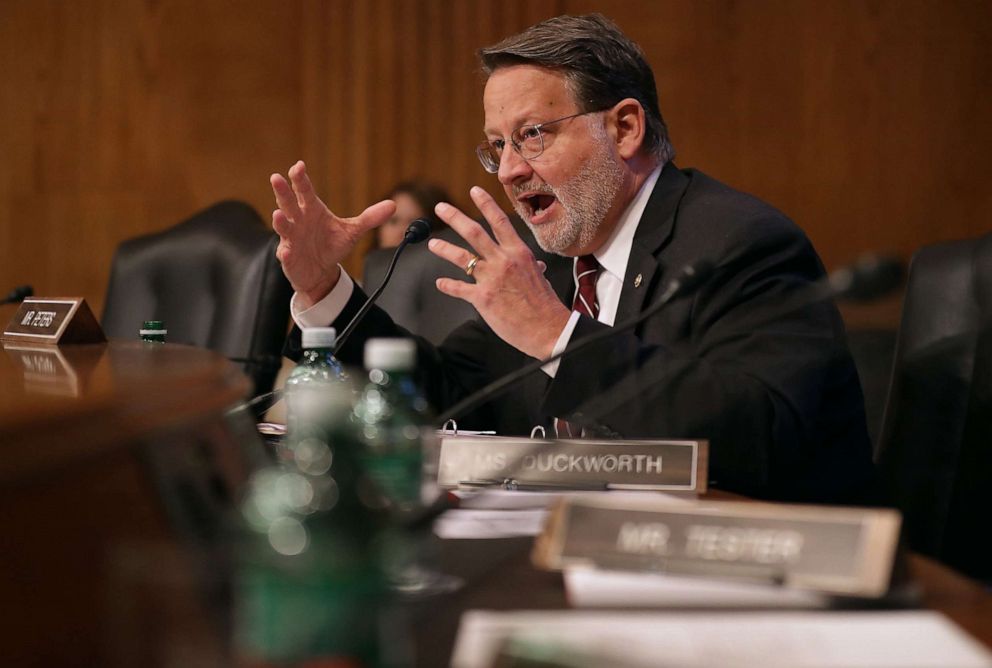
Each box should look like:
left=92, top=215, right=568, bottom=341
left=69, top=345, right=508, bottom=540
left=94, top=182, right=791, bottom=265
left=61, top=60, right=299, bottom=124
left=352, top=338, right=430, bottom=512
left=352, top=338, right=459, bottom=598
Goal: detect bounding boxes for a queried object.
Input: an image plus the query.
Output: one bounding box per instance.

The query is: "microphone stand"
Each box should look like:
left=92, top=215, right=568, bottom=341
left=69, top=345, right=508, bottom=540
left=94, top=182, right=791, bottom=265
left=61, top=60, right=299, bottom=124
left=333, top=217, right=432, bottom=355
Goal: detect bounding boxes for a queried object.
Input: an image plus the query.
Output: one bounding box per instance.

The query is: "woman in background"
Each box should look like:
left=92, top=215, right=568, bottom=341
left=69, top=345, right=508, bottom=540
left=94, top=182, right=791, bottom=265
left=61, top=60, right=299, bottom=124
left=362, top=180, right=478, bottom=345
left=373, top=180, right=450, bottom=249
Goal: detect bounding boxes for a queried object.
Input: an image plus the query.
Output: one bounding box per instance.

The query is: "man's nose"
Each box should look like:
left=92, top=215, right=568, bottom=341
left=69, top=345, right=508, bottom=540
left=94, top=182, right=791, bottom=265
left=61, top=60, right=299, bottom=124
left=497, top=146, right=532, bottom=185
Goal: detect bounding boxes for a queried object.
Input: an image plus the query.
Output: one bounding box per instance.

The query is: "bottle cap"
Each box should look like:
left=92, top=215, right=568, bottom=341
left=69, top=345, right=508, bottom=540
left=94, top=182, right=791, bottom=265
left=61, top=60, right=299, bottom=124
left=364, top=338, right=415, bottom=371
left=139, top=320, right=167, bottom=340
left=301, top=327, right=337, bottom=349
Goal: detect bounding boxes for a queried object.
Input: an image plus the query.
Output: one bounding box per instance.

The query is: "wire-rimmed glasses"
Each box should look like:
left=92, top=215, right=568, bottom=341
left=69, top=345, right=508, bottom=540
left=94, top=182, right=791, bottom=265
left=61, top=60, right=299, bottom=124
left=475, top=110, right=603, bottom=174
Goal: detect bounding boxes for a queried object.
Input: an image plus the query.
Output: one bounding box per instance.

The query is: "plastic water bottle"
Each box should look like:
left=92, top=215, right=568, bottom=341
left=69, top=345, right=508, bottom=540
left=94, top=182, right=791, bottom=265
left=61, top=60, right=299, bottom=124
left=285, top=326, right=346, bottom=422
left=236, top=327, right=390, bottom=665
left=352, top=338, right=430, bottom=512
left=353, top=338, right=459, bottom=597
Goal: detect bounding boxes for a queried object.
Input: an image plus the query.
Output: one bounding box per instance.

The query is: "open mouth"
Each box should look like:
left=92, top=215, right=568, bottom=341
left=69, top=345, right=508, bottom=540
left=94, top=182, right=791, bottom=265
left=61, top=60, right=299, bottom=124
left=520, top=193, right=558, bottom=221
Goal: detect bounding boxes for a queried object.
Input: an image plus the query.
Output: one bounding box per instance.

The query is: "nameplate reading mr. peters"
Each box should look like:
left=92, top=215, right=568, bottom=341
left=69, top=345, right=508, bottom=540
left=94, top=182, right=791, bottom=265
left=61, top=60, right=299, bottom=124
left=2, top=298, right=106, bottom=345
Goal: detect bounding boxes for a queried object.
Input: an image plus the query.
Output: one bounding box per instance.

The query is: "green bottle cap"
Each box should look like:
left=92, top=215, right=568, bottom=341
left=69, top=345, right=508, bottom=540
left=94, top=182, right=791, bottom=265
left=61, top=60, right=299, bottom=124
left=140, top=320, right=167, bottom=342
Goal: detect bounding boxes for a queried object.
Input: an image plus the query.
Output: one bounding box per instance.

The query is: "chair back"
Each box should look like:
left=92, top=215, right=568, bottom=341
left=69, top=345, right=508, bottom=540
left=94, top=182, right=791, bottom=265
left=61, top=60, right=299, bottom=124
left=876, top=232, right=992, bottom=579
left=102, top=200, right=292, bottom=395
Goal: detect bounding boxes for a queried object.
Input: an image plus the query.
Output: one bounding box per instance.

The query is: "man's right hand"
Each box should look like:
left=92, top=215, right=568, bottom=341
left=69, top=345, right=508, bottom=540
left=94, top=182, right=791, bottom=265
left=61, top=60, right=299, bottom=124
left=270, top=160, right=396, bottom=309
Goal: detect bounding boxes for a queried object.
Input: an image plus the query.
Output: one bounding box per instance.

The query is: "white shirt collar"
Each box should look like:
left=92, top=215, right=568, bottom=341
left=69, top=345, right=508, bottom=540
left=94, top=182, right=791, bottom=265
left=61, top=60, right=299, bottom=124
left=588, top=164, right=663, bottom=283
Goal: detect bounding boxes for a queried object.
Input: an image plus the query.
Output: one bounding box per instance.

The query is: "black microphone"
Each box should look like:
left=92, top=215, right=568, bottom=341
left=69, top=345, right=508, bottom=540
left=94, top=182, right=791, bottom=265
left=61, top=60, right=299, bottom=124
left=828, top=255, right=904, bottom=301
left=1, top=285, right=33, bottom=305
left=437, top=261, right=715, bottom=425
left=755, top=254, right=904, bottom=321
left=332, top=217, right=433, bottom=355
left=402, top=217, right=432, bottom=244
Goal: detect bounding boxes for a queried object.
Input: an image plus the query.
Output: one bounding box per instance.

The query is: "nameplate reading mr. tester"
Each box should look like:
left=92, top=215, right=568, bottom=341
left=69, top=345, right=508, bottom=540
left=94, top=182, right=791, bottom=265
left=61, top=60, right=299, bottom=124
left=437, top=436, right=707, bottom=492
left=2, top=297, right=105, bottom=345
left=533, top=496, right=901, bottom=598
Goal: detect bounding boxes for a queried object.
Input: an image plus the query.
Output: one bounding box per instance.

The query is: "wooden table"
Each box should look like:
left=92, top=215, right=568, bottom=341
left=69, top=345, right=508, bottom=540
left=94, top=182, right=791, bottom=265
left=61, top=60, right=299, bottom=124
left=0, top=340, right=252, bottom=666
left=2, top=339, right=990, bottom=666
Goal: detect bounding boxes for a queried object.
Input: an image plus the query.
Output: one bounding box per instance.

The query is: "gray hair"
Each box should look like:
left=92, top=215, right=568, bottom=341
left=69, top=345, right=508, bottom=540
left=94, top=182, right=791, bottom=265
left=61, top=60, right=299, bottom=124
left=479, top=14, right=674, bottom=164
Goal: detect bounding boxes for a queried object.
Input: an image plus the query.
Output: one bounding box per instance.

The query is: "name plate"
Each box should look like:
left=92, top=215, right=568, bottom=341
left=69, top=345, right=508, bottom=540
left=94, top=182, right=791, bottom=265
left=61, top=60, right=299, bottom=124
left=437, top=436, right=707, bottom=492
left=532, top=496, right=901, bottom=597
left=2, top=297, right=106, bottom=345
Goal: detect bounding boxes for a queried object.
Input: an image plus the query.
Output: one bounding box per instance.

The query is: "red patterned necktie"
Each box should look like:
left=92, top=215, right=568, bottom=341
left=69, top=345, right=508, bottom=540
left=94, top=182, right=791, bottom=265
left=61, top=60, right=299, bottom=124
left=555, top=255, right=601, bottom=438
left=572, top=254, right=601, bottom=319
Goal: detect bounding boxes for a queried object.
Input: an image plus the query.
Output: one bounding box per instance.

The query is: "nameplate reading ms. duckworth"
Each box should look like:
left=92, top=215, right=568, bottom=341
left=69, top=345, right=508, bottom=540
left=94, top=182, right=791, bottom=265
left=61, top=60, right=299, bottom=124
left=532, top=496, right=902, bottom=598
left=437, top=436, right=707, bottom=492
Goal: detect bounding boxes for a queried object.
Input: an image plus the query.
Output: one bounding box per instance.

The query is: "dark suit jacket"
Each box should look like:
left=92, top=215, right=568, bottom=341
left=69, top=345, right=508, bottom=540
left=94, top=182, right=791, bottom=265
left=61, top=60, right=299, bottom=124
left=290, top=163, right=875, bottom=503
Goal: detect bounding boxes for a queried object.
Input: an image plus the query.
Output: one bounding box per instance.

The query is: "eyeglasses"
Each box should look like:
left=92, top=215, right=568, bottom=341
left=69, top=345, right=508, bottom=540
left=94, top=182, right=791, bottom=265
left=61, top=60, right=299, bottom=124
left=475, top=110, right=603, bottom=174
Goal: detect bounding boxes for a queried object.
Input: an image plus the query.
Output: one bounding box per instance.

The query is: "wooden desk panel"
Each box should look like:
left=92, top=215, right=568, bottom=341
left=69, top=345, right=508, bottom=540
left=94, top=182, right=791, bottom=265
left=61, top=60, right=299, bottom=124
left=0, top=342, right=251, bottom=666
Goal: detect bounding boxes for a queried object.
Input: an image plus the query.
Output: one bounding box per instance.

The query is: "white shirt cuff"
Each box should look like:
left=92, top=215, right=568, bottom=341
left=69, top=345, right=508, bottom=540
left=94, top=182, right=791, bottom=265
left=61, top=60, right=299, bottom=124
left=290, top=267, right=355, bottom=329
left=542, top=310, right=582, bottom=378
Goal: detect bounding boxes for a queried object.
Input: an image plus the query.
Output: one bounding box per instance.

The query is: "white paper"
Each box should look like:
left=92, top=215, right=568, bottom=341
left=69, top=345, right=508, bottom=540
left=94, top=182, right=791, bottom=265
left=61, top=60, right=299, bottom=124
left=435, top=491, right=690, bottom=539
left=451, top=610, right=992, bottom=668
left=433, top=509, right=549, bottom=539
left=565, top=567, right=830, bottom=608
left=453, top=488, right=691, bottom=510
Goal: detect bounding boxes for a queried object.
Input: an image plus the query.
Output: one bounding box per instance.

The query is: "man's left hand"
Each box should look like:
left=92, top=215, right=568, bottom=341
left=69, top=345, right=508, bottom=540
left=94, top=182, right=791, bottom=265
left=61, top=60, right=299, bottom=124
left=428, top=186, right=572, bottom=360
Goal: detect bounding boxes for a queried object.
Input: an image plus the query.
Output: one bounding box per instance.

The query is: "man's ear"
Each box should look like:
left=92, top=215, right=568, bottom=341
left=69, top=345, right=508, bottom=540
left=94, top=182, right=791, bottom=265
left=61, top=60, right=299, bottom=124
left=609, top=98, right=647, bottom=160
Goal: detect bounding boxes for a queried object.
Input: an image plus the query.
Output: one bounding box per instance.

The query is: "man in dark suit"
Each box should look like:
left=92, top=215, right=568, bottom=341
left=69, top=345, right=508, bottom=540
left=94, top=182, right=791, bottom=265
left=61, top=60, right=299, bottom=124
left=269, top=14, right=875, bottom=502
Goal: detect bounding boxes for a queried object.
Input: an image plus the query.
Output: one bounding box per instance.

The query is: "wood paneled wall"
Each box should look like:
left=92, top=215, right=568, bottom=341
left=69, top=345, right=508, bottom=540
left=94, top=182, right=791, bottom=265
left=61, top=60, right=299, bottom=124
left=1, top=0, right=989, bottom=324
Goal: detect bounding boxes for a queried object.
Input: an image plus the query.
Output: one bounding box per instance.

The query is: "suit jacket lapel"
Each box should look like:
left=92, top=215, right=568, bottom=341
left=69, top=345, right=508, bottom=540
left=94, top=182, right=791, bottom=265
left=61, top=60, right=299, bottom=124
left=615, top=163, right=692, bottom=324
left=547, top=256, right=574, bottom=305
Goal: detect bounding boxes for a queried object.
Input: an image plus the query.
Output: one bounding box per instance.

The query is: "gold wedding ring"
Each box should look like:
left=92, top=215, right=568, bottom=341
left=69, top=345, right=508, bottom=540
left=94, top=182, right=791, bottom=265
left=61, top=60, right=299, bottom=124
left=465, top=254, right=480, bottom=276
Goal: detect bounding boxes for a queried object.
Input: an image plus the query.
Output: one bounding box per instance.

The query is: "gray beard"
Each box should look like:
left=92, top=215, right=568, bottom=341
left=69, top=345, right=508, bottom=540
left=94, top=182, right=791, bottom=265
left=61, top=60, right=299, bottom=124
left=513, top=134, right=625, bottom=256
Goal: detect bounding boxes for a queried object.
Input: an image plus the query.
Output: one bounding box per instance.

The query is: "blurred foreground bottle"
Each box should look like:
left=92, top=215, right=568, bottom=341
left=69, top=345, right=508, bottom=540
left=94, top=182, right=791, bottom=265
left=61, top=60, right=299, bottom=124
left=236, top=327, right=391, bottom=666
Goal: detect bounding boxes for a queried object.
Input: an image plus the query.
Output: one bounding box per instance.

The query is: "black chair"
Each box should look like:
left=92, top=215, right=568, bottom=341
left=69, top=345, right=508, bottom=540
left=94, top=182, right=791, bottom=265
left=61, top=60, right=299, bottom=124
left=845, top=327, right=898, bottom=452
left=876, top=232, right=992, bottom=580
left=102, top=200, right=293, bottom=396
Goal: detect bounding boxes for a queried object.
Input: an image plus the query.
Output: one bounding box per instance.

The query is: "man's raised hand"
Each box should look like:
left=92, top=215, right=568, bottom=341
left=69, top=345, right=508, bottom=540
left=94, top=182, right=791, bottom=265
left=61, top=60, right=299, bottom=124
left=270, top=160, right=395, bottom=309
left=428, top=186, right=571, bottom=359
